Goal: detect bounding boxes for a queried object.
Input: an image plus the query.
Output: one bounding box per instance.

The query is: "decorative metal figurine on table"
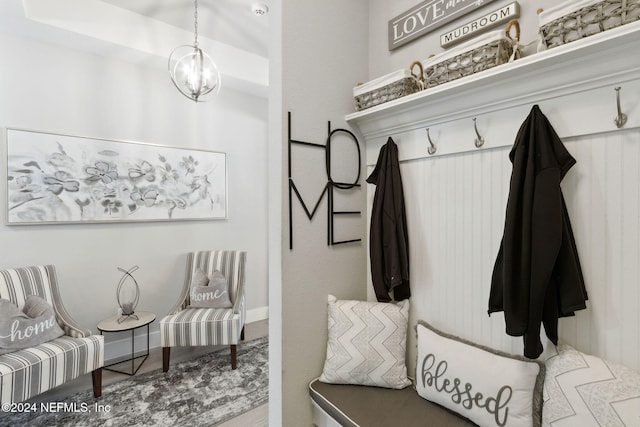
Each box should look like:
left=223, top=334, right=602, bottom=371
left=116, top=266, right=141, bottom=323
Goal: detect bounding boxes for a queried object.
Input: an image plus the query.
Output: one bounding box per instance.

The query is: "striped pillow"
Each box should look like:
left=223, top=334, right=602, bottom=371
left=319, top=294, right=411, bottom=389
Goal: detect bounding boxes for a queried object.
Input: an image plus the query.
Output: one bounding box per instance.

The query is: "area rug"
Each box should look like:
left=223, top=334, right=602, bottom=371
left=0, top=336, right=268, bottom=427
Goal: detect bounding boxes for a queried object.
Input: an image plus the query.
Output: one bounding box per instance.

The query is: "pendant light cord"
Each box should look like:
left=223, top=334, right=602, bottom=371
left=194, top=0, right=199, bottom=47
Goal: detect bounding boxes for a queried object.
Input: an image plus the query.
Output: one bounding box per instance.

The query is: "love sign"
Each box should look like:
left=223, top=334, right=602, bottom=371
left=388, top=0, right=497, bottom=50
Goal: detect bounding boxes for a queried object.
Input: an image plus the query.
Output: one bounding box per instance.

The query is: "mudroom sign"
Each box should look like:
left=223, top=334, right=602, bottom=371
left=388, top=0, right=497, bottom=51
left=440, top=2, right=520, bottom=47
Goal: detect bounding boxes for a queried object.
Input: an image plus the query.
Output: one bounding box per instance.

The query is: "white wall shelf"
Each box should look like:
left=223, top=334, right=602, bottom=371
left=347, top=21, right=640, bottom=164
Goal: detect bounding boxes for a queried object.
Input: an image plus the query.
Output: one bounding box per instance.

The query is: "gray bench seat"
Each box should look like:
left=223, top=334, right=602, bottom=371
left=309, top=378, right=476, bottom=427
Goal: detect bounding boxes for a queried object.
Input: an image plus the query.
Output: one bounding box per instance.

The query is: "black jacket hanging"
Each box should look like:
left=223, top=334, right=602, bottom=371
left=489, top=105, right=588, bottom=359
left=367, top=137, right=410, bottom=302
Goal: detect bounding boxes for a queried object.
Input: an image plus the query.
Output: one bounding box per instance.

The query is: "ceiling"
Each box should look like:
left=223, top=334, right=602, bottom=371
left=0, top=0, right=270, bottom=95
left=100, top=0, right=270, bottom=59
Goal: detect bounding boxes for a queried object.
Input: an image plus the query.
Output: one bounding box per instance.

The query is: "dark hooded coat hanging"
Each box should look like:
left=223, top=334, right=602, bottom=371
left=367, top=137, right=410, bottom=302
left=489, top=105, right=588, bottom=359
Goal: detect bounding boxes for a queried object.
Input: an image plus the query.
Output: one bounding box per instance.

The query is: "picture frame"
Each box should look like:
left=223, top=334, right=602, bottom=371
left=4, top=128, right=227, bottom=224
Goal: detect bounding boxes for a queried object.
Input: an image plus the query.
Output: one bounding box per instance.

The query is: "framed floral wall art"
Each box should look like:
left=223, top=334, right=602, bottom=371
left=5, top=128, right=227, bottom=224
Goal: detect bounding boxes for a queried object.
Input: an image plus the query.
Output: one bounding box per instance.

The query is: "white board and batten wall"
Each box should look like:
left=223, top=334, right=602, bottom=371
left=349, top=22, right=640, bottom=372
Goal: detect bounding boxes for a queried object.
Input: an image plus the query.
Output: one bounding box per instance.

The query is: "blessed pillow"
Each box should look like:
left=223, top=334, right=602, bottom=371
left=0, top=295, right=64, bottom=355
left=543, top=344, right=640, bottom=427
left=319, top=294, right=411, bottom=389
left=189, top=270, right=232, bottom=308
left=416, top=321, right=544, bottom=427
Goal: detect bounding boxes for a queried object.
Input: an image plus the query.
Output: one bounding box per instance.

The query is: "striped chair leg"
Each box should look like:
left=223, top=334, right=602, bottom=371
left=163, top=347, right=171, bottom=372
left=92, top=368, right=102, bottom=398
left=231, top=345, right=237, bottom=370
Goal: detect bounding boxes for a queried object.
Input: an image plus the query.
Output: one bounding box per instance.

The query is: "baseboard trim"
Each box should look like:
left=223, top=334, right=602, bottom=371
left=246, top=306, right=269, bottom=324
left=103, top=306, right=269, bottom=364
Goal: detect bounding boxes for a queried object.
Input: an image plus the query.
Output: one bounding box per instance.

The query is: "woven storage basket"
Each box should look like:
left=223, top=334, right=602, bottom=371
left=539, top=0, right=640, bottom=49
left=353, top=61, right=424, bottom=111
left=422, top=22, right=519, bottom=89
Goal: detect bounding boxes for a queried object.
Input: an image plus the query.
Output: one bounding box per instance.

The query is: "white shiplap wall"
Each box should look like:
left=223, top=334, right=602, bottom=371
left=358, top=23, right=640, bottom=375
left=381, top=128, right=640, bottom=374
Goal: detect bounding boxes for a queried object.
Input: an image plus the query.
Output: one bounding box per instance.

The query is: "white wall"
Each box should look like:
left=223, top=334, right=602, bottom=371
left=370, top=127, right=640, bottom=375
left=0, top=32, right=269, bottom=345
left=267, top=0, right=284, bottom=425
left=272, top=0, right=369, bottom=425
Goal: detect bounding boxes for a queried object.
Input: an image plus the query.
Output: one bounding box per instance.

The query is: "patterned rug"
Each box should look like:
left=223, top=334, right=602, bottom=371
left=0, top=336, right=268, bottom=427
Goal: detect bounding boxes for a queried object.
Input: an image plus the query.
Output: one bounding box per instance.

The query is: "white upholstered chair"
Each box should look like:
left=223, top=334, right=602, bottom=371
left=0, top=265, right=104, bottom=404
left=160, top=250, right=246, bottom=371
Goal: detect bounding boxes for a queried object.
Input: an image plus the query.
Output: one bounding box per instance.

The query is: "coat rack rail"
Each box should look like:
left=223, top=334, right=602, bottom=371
left=363, top=78, right=640, bottom=166
left=348, top=21, right=640, bottom=166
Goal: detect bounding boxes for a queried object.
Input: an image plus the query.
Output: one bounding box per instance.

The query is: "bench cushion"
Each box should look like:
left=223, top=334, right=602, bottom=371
left=309, top=378, right=475, bottom=427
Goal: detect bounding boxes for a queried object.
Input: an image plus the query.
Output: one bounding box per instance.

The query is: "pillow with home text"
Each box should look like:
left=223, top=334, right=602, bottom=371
left=0, top=295, right=64, bottom=355
left=416, top=321, right=544, bottom=427
left=189, top=270, right=232, bottom=309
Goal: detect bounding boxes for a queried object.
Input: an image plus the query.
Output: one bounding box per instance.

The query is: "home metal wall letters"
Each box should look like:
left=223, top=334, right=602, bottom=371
left=288, top=112, right=362, bottom=250
left=389, top=0, right=497, bottom=51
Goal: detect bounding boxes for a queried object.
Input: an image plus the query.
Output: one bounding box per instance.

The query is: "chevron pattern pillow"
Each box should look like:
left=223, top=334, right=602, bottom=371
left=319, top=294, right=411, bottom=389
left=543, top=344, right=640, bottom=426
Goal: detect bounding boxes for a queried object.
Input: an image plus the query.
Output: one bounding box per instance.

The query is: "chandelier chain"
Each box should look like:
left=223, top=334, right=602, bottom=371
left=194, top=0, right=199, bottom=47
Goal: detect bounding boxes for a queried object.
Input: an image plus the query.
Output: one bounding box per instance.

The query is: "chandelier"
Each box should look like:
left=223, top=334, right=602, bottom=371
left=168, top=0, right=221, bottom=102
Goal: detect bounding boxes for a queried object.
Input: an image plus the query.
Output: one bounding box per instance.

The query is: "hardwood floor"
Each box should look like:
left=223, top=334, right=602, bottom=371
left=31, top=319, right=269, bottom=426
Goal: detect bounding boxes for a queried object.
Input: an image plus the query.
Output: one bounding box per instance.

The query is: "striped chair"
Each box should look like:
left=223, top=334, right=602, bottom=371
left=160, top=250, right=246, bottom=371
left=0, top=265, right=104, bottom=404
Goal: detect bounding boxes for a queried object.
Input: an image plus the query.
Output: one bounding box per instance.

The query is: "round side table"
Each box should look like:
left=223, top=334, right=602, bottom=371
left=97, top=311, right=156, bottom=376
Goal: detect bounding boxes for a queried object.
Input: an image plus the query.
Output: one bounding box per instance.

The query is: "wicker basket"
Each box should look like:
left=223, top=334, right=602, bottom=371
left=353, top=61, right=424, bottom=111
left=539, top=0, right=640, bottom=49
left=422, top=21, right=520, bottom=89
